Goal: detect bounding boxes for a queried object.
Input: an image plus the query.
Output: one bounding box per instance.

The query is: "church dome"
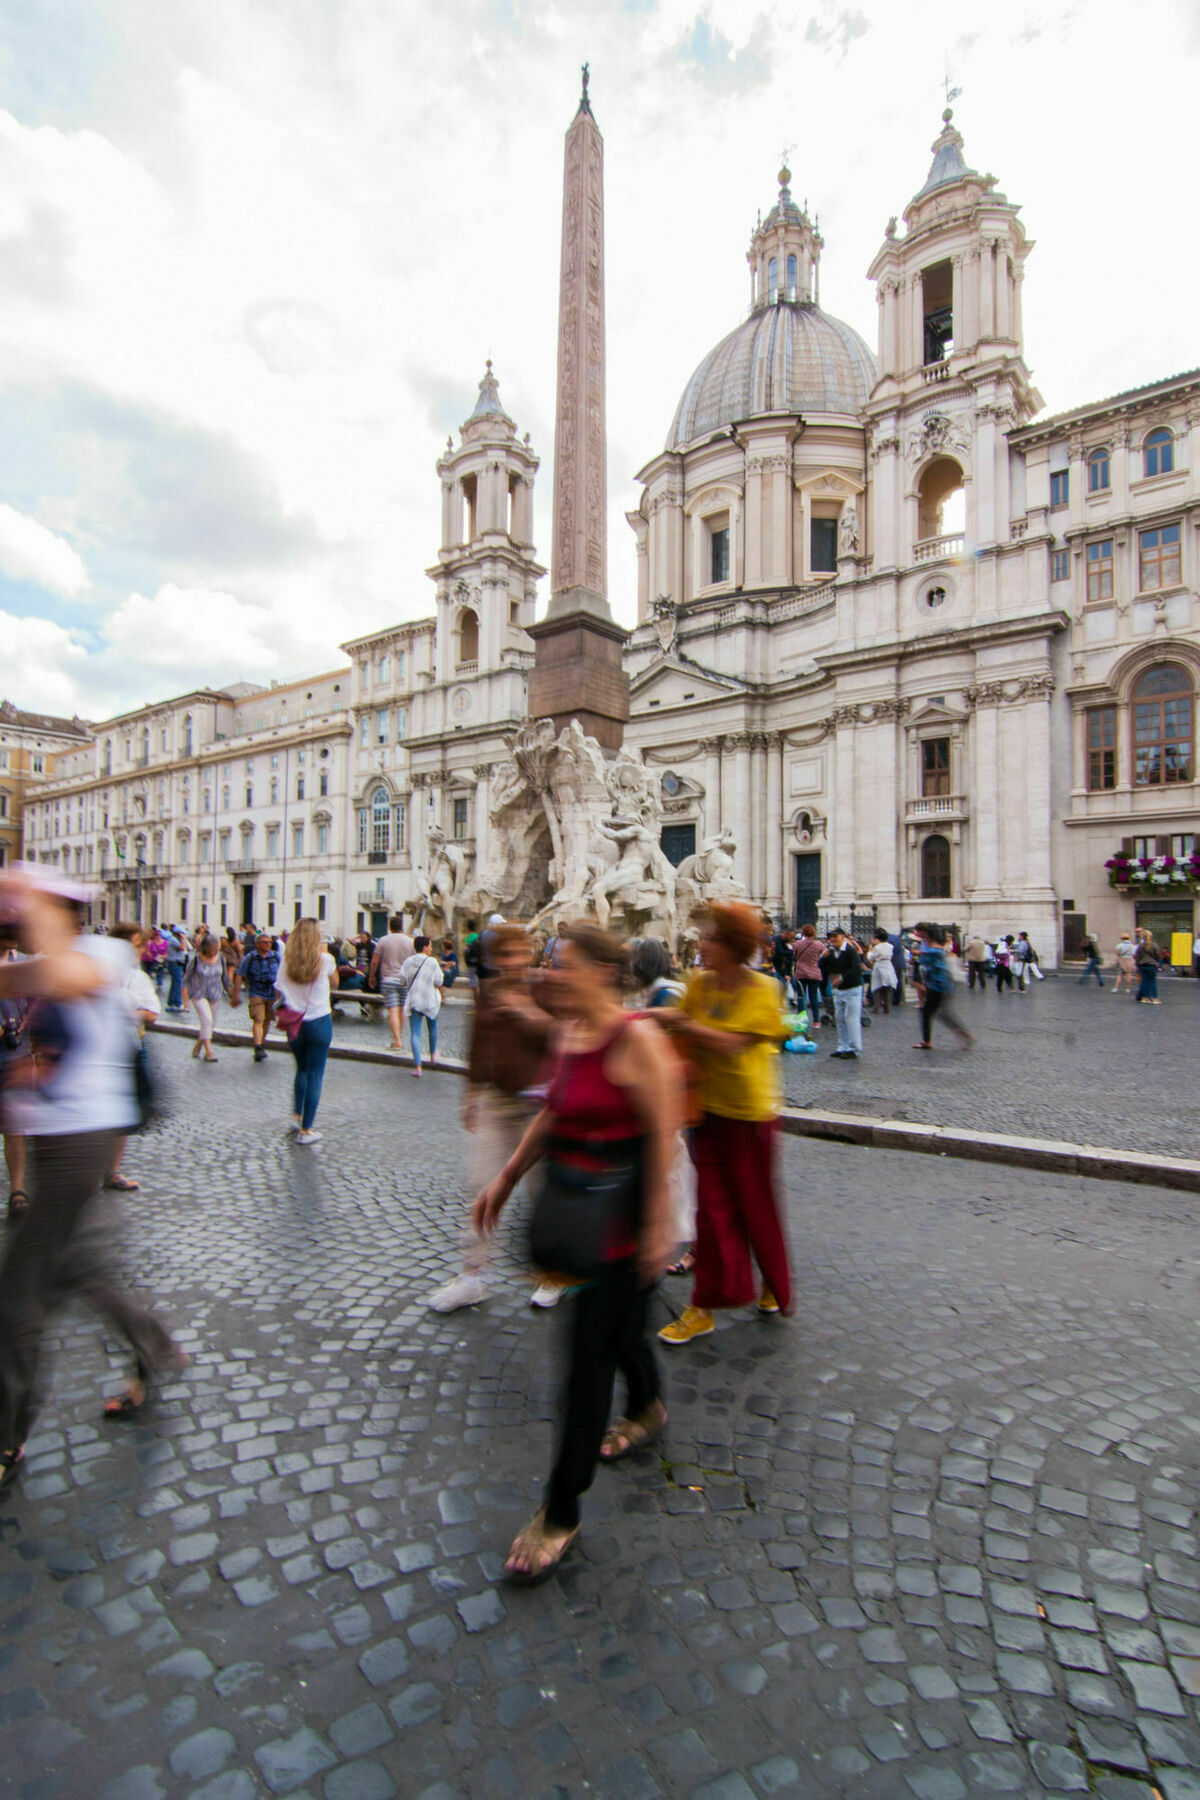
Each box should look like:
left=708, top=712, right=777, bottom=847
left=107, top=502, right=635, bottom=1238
left=667, top=301, right=877, bottom=451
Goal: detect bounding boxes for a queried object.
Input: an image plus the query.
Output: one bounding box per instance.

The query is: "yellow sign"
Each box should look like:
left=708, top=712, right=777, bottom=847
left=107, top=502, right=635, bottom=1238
left=1171, top=931, right=1192, bottom=968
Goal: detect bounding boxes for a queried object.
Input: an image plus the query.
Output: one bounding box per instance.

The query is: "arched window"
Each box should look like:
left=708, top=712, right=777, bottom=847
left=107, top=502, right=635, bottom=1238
left=103, top=739, right=112, bottom=775
left=1133, top=663, right=1192, bottom=787
left=786, top=253, right=798, bottom=300
left=378, top=655, right=389, bottom=683
left=269, top=778, right=278, bottom=805
left=916, top=457, right=965, bottom=542
left=767, top=256, right=778, bottom=303
left=1088, top=448, right=1110, bottom=493
left=457, top=607, right=479, bottom=667
left=183, top=715, right=193, bottom=755
left=921, top=834, right=952, bottom=898
left=1144, top=428, right=1174, bottom=478
left=370, top=786, right=390, bottom=858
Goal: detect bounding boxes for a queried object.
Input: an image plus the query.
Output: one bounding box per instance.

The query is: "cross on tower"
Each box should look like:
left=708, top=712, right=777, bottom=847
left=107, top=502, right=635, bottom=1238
left=942, top=72, right=962, bottom=108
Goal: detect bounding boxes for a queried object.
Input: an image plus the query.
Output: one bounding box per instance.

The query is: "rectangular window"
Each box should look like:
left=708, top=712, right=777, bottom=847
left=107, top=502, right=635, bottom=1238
left=296, top=775, right=305, bottom=801
left=317, top=893, right=327, bottom=921
left=1051, top=549, right=1070, bottom=582
left=1139, top=523, right=1181, bottom=592
left=319, top=771, right=328, bottom=796
left=266, top=826, right=279, bottom=857
left=1086, top=539, right=1113, bottom=601
left=0, top=751, right=8, bottom=770
left=267, top=901, right=275, bottom=926
left=316, top=824, right=329, bottom=855
left=270, top=755, right=279, bottom=769
left=1172, top=834, right=1196, bottom=858
left=810, top=516, right=838, bottom=574
left=1086, top=706, right=1116, bottom=790
left=292, top=824, right=304, bottom=856
left=0, top=793, right=6, bottom=819
left=1088, top=450, right=1110, bottom=492
left=396, top=709, right=407, bottom=742
left=393, top=804, right=406, bottom=851
left=376, top=708, right=389, bottom=744
left=921, top=737, right=951, bottom=798
left=218, top=829, right=231, bottom=858
left=358, top=810, right=368, bottom=854
left=32, top=756, right=43, bottom=774
left=1050, top=470, right=1069, bottom=509
left=710, top=525, right=730, bottom=585
left=398, top=651, right=406, bottom=681
left=452, top=797, right=468, bottom=840
left=360, top=716, right=369, bottom=747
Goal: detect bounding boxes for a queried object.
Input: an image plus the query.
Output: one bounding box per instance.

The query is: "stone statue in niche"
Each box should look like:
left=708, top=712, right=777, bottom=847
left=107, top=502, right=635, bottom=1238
left=838, top=505, right=860, bottom=556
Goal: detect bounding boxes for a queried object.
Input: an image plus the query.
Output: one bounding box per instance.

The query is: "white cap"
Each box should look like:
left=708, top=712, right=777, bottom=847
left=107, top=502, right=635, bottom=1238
left=487, top=913, right=506, bottom=926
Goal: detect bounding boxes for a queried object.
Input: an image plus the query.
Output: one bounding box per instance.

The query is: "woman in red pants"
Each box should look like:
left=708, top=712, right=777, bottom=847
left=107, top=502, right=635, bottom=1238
left=656, top=902, right=791, bottom=1345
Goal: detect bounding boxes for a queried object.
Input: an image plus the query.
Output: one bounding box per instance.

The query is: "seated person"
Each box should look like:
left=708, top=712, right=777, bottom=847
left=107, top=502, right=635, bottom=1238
left=440, top=938, right=460, bottom=988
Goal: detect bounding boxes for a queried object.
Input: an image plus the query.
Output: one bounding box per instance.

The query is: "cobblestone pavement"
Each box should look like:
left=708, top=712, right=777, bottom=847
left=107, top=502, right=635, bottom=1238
left=325, top=973, right=1199, bottom=1157
left=5, top=1034, right=1200, bottom=1800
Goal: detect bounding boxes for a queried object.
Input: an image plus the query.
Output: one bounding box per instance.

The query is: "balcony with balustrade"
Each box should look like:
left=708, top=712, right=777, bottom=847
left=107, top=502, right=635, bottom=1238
left=905, top=794, right=968, bottom=824
left=912, top=532, right=965, bottom=565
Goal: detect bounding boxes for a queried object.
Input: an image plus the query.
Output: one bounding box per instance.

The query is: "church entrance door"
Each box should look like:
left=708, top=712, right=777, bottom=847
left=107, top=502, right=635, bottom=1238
left=793, top=853, right=821, bottom=928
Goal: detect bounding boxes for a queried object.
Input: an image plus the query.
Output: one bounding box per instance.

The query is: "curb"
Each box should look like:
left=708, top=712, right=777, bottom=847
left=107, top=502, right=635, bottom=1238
left=778, top=1105, right=1200, bottom=1195
left=149, top=1022, right=1200, bottom=1195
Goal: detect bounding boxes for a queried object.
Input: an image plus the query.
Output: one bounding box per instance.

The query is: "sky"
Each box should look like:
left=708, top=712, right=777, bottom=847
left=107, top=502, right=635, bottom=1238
left=1, top=0, right=1198, bottom=722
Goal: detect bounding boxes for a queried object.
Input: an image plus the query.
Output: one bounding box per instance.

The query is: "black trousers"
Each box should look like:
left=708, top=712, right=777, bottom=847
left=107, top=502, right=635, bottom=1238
left=0, top=1129, right=178, bottom=1450
left=967, top=963, right=987, bottom=989
left=544, top=1259, right=661, bottom=1531
left=920, top=988, right=967, bottom=1044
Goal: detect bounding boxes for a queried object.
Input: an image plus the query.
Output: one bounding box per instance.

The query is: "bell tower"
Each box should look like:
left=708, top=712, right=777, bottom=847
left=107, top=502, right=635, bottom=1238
left=429, top=362, right=543, bottom=688
left=864, top=107, right=1042, bottom=568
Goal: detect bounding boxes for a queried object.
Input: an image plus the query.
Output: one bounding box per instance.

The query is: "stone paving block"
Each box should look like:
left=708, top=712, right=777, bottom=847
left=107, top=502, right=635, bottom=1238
left=254, top=1727, right=338, bottom=1794
left=323, top=1762, right=397, bottom=1800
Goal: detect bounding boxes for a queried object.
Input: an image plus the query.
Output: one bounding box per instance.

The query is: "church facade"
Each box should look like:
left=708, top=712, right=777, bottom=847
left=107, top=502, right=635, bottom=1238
left=21, top=110, right=1200, bottom=959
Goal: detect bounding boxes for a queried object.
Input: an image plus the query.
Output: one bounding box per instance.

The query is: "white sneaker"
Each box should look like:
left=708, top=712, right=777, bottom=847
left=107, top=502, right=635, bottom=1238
left=296, top=1129, right=322, bottom=1145
left=530, top=1282, right=564, bottom=1310
left=428, top=1273, right=486, bottom=1312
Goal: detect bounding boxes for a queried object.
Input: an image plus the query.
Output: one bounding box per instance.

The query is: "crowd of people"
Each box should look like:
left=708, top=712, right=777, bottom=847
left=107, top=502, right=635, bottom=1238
left=0, top=868, right=1194, bottom=1582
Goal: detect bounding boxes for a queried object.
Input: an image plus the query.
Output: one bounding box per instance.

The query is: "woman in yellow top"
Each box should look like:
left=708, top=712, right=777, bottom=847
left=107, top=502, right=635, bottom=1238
left=656, top=902, right=791, bottom=1344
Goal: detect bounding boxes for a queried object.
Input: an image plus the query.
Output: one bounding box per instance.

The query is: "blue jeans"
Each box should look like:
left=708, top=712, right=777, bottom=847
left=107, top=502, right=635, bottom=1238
left=291, top=1014, right=333, bottom=1129
left=833, top=986, right=863, bottom=1054
left=166, top=962, right=184, bottom=1009
left=409, top=1011, right=439, bottom=1067
left=1078, top=955, right=1104, bottom=986
left=1137, top=964, right=1159, bottom=1001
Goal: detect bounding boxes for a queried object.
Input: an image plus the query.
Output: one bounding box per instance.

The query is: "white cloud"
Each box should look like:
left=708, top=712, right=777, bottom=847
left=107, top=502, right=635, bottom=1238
left=0, top=503, right=89, bottom=597
left=0, top=610, right=88, bottom=713
left=102, top=583, right=282, bottom=676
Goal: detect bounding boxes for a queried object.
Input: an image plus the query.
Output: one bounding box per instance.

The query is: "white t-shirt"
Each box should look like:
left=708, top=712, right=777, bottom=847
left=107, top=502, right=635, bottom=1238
left=124, top=963, right=161, bottom=1020
left=400, top=952, right=444, bottom=1018
left=10, top=935, right=139, bottom=1137
left=275, top=952, right=337, bottom=1022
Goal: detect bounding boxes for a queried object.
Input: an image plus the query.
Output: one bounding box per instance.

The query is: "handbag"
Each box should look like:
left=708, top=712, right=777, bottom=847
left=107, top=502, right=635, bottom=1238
left=528, top=1135, right=644, bottom=1281
left=275, top=978, right=317, bottom=1042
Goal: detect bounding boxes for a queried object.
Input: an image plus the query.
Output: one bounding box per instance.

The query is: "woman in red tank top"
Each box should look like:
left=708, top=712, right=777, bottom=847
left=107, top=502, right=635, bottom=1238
left=474, top=923, right=681, bottom=1583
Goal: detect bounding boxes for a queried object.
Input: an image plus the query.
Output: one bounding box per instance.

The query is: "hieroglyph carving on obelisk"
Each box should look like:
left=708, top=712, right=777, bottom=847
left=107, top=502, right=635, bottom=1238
left=551, top=67, right=607, bottom=609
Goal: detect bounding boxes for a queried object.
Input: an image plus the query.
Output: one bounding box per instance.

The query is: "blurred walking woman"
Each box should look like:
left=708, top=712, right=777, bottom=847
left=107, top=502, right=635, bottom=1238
left=276, top=918, right=338, bottom=1144
left=474, top=923, right=679, bottom=1583
left=184, top=933, right=224, bottom=1063
left=656, top=902, right=791, bottom=1344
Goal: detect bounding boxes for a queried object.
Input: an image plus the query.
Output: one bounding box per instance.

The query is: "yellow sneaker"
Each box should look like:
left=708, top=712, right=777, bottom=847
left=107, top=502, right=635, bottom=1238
left=658, top=1305, right=714, bottom=1345
left=757, top=1287, right=780, bottom=1315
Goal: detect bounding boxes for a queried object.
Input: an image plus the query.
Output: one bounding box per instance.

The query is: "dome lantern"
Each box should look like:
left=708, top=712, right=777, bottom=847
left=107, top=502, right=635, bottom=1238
left=747, top=164, right=823, bottom=311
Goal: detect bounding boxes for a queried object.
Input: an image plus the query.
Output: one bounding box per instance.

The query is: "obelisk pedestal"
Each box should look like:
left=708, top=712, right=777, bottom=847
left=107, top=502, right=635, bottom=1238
left=527, top=69, right=630, bottom=752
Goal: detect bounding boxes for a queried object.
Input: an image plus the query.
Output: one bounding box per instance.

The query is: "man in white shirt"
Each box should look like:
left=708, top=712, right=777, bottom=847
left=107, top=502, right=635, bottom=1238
left=370, top=915, right=416, bottom=1052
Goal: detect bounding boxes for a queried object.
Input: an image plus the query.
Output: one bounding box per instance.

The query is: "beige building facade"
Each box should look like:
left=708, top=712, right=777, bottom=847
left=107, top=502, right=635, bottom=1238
left=20, top=111, right=1200, bottom=959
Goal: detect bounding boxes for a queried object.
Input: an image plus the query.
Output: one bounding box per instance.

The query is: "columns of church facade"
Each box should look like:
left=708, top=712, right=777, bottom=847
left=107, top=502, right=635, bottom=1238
left=728, top=736, right=753, bottom=892
left=829, top=713, right=857, bottom=904
left=765, top=733, right=784, bottom=915
left=980, top=241, right=996, bottom=339
left=864, top=709, right=902, bottom=910
left=701, top=737, right=722, bottom=836
left=1017, top=683, right=1056, bottom=899
left=749, top=733, right=768, bottom=898
left=473, top=765, right=492, bottom=877
left=968, top=694, right=1001, bottom=901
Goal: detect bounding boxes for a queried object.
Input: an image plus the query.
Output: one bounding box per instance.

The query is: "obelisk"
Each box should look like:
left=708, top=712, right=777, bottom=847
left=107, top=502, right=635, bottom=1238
left=527, top=66, right=630, bottom=751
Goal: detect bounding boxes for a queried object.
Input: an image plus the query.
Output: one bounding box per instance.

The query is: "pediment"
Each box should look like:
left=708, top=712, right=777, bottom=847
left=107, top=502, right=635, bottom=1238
left=909, top=699, right=968, bottom=727
left=629, top=654, right=746, bottom=708
left=793, top=468, right=865, bottom=498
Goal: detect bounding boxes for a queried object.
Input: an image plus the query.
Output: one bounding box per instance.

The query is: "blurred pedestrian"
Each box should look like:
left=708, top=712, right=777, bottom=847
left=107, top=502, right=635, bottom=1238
left=964, top=933, right=990, bottom=991
left=866, top=928, right=897, bottom=1015
left=0, top=872, right=186, bottom=1492
left=994, top=936, right=1014, bottom=993
left=428, top=925, right=555, bottom=1313
left=912, top=922, right=974, bottom=1051
left=0, top=923, right=29, bottom=1223
left=103, top=921, right=161, bottom=1192
left=275, top=917, right=339, bottom=1143
left=473, top=923, right=678, bottom=1581
left=1078, top=934, right=1104, bottom=987
left=1113, top=931, right=1137, bottom=994
left=1134, top=929, right=1161, bottom=1004
left=656, top=902, right=791, bottom=1344
left=164, top=924, right=188, bottom=1012
left=630, top=937, right=694, bottom=1279
left=184, top=933, right=223, bottom=1063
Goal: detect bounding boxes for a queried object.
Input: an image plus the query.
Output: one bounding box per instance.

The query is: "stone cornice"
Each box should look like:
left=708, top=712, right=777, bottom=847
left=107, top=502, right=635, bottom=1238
left=1011, top=369, right=1200, bottom=448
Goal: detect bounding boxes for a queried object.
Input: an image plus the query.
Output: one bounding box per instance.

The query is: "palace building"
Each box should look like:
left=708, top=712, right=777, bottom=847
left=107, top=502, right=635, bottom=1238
left=21, top=109, right=1200, bottom=957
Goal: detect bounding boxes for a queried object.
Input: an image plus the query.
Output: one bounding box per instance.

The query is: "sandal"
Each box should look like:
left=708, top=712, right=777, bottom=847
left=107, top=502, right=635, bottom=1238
left=0, top=1446, right=25, bottom=1493
left=666, top=1249, right=695, bottom=1278
left=6, top=1191, right=29, bottom=1223
left=600, top=1402, right=667, bottom=1463
left=103, top=1389, right=145, bottom=1421
left=503, top=1508, right=579, bottom=1585
left=103, top=1174, right=139, bottom=1192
